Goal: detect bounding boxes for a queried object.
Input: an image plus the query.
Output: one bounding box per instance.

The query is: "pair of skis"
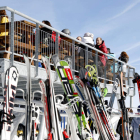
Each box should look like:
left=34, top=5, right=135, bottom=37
left=20, top=55, right=40, bottom=140
left=0, top=66, right=19, bottom=140
left=51, top=54, right=93, bottom=140
left=39, top=55, right=64, bottom=140
left=78, top=67, right=116, bottom=140
left=85, top=65, right=117, bottom=138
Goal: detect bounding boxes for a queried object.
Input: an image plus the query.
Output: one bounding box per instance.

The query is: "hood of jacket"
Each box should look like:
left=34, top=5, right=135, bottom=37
left=82, top=37, right=94, bottom=45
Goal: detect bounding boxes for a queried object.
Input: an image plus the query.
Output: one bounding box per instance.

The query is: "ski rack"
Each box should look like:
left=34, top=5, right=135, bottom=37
left=0, top=6, right=137, bottom=140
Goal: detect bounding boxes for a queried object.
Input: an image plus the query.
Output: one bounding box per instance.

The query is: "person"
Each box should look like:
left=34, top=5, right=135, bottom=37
left=107, top=48, right=118, bottom=73
left=118, top=51, right=129, bottom=64
left=94, top=37, right=107, bottom=78
left=40, top=20, right=53, bottom=44
left=81, top=32, right=95, bottom=51
left=76, top=36, right=82, bottom=41
left=75, top=36, right=82, bottom=52
left=0, top=10, right=10, bottom=59
left=130, top=105, right=140, bottom=140
left=95, top=37, right=107, bottom=66
left=40, top=20, right=61, bottom=53
left=116, top=108, right=133, bottom=140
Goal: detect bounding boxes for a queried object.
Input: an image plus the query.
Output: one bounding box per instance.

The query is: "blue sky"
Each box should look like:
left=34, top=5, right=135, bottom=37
left=1, top=0, right=140, bottom=109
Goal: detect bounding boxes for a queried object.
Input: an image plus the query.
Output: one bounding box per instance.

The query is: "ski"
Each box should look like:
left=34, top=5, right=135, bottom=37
left=109, top=75, right=120, bottom=115
left=0, top=66, right=19, bottom=140
left=39, top=79, right=52, bottom=140
left=23, top=55, right=33, bottom=140
left=41, top=55, right=64, bottom=140
left=118, top=72, right=130, bottom=140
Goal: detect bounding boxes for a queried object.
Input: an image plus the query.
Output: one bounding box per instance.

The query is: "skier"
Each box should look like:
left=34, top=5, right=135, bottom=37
left=95, top=37, right=107, bottom=79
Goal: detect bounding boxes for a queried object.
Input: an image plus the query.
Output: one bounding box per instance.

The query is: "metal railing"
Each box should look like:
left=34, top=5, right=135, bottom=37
left=0, top=6, right=135, bottom=98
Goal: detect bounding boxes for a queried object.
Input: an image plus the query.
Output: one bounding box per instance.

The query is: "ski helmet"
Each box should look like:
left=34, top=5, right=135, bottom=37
left=61, top=29, right=71, bottom=35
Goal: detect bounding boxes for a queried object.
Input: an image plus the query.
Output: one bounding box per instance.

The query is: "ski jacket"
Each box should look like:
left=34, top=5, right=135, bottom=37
left=40, top=28, right=61, bottom=44
left=131, top=117, right=140, bottom=140
left=95, top=41, right=107, bottom=66
left=51, top=31, right=61, bottom=44
left=81, top=37, right=95, bottom=51
left=82, top=36, right=94, bottom=45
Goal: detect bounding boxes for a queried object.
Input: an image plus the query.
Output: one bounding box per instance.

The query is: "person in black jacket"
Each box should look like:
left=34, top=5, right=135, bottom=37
left=40, top=20, right=52, bottom=43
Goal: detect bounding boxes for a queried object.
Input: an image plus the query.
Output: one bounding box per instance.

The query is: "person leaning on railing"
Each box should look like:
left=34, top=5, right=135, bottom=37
left=118, top=51, right=129, bottom=86
left=40, top=20, right=61, bottom=55
left=81, top=32, right=95, bottom=60
left=0, top=10, right=10, bottom=59
left=95, top=37, right=108, bottom=77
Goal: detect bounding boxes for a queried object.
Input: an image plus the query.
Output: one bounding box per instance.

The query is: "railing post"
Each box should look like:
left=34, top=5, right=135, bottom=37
left=35, top=23, right=39, bottom=77
left=104, top=64, right=106, bottom=87
left=55, top=32, right=59, bottom=55
left=72, top=40, right=75, bottom=76
left=127, top=66, right=130, bottom=95
left=85, top=46, right=88, bottom=66
left=130, top=97, right=133, bottom=108
left=113, top=60, right=115, bottom=81
left=95, top=51, right=98, bottom=72
left=130, top=68, right=135, bottom=108
left=10, top=12, right=14, bottom=66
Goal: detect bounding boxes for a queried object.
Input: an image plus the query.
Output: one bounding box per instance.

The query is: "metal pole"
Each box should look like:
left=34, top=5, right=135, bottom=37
left=113, top=60, right=115, bottom=81
left=95, top=51, right=98, bottom=72
left=72, top=40, right=75, bottom=76
left=104, top=65, right=106, bottom=87
left=35, top=23, right=39, bottom=77
left=85, top=46, right=88, bottom=66
left=127, top=67, right=130, bottom=96
left=10, top=12, right=14, bottom=66
left=130, top=97, right=133, bottom=108
left=55, top=32, right=59, bottom=55
left=130, top=68, right=135, bottom=108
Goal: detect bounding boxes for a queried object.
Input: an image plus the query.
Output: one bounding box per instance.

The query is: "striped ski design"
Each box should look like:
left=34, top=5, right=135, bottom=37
left=1, top=66, right=19, bottom=140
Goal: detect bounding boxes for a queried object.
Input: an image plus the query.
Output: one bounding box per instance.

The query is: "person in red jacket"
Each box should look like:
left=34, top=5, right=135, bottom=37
left=95, top=37, right=108, bottom=66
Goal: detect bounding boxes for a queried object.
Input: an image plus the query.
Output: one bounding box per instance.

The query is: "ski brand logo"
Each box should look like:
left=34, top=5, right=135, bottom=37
left=65, top=68, right=73, bottom=80
left=12, top=71, right=17, bottom=81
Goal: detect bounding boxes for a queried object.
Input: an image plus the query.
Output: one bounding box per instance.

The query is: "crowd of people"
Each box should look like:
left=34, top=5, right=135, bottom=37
left=0, top=10, right=130, bottom=68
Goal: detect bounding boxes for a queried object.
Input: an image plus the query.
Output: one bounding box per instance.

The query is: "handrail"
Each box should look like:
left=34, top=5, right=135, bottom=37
left=0, top=6, right=135, bottom=69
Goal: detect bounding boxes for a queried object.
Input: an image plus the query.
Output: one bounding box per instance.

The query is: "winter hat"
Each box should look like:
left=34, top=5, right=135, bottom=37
left=137, top=105, right=140, bottom=113
left=84, top=32, right=94, bottom=38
